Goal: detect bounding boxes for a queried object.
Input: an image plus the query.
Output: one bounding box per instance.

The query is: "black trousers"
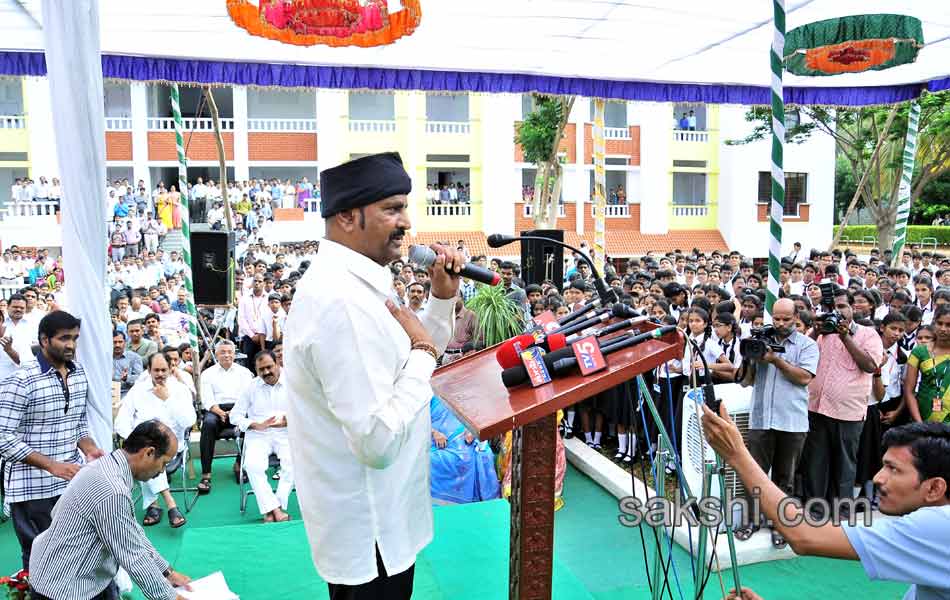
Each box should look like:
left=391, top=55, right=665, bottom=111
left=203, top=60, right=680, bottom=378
left=31, top=581, right=118, bottom=600
left=11, top=496, right=59, bottom=570
left=327, top=548, right=414, bottom=600
left=801, top=411, right=864, bottom=514
left=746, top=429, right=807, bottom=527
left=199, top=402, right=235, bottom=474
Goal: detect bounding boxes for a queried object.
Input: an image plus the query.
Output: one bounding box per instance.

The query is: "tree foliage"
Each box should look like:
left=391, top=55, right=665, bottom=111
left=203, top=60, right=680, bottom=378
left=727, top=91, right=950, bottom=250
left=516, top=94, right=574, bottom=228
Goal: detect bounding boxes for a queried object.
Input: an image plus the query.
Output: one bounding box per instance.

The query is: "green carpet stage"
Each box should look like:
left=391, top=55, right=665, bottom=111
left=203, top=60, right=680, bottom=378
left=1, top=464, right=903, bottom=599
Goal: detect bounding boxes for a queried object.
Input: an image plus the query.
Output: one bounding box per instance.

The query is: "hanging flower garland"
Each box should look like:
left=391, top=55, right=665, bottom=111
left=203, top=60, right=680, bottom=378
left=783, top=13, right=923, bottom=76
left=227, top=0, right=422, bottom=47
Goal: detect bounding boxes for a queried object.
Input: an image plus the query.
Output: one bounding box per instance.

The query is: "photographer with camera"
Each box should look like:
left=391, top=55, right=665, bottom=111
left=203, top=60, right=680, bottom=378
left=804, top=284, right=883, bottom=519
left=733, top=298, right=819, bottom=547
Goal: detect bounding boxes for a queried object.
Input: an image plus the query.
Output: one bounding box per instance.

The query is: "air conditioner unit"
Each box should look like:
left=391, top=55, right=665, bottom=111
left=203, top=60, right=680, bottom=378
left=680, top=384, right=753, bottom=508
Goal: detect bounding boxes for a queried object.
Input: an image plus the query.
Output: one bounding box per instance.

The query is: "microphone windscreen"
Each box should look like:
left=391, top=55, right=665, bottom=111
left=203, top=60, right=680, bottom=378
left=495, top=334, right=537, bottom=369
left=501, top=364, right=528, bottom=388
left=546, top=333, right=567, bottom=352
left=408, top=244, right=436, bottom=268
left=611, top=303, right=639, bottom=319
left=487, top=234, right=513, bottom=249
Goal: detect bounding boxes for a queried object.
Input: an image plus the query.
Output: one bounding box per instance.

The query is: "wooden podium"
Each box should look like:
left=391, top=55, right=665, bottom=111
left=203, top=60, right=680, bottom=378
left=431, top=320, right=685, bottom=600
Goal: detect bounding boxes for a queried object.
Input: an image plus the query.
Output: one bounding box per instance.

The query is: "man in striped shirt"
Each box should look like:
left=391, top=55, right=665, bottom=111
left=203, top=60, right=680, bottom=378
left=29, top=420, right=192, bottom=600
left=0, top=311, right=105, bottom=570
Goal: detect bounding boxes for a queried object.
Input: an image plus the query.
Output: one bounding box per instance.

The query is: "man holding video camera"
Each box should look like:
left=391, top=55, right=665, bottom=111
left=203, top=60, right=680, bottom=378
left=804, top=283, right=883, bottom=518
left=734, top=298, right=819, bottom=547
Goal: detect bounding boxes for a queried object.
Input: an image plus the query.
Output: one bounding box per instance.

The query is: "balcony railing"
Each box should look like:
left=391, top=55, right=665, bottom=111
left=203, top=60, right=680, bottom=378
left=5, top=201, right=59, bottom=218
left=604, top=127, right=630, bottom=139
left=591, top=204, right=630, bottom=218
left=105, top=117, right=133, bottom=131
left=672, top=130, right=709, bottom=142
left=349, top=119, right=397, bottom=133
left=523, top=204, right=566, bottom=218
left=0, top=116, right=26, bottom=129
left=670, top=204, right=710, bottom=217
left=426, top=203, right=472, bottom=217
left=248, top=118, right=317, bottom=132
left=425, top=121, right=471, bottom=135
left=147, top=117, right=235, bottom=131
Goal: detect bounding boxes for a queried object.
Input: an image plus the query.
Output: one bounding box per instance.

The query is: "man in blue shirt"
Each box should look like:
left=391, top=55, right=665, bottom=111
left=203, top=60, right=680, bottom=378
left=704, top=412, right=950, bottom=600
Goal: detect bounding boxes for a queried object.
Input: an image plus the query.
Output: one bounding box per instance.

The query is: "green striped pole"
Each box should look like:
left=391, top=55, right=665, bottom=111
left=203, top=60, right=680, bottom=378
left=891, top=100, right=920, bottom=264
left=171, top=84, right=200, bottom=354
left=766, top=0, right=786, bottom=320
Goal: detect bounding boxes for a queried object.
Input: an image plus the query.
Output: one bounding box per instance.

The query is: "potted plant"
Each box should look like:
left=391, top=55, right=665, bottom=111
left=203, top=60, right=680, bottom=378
left=465, top=284, right=524, bottom=349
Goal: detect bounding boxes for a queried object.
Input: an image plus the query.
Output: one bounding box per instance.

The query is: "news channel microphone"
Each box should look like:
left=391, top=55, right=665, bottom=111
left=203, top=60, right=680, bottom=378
left=408, top=245, right=501, bottom=286
left=486, top=233, right=618, bottom=305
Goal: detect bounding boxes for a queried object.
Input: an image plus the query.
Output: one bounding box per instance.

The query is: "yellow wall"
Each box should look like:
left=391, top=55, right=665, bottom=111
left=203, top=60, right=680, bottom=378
left=668, top=105, right=719, bottom=230
left=0, top=79, right=30, bottom=173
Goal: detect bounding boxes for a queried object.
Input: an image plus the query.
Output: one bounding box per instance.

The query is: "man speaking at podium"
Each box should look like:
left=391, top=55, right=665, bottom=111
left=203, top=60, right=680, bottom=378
left=284, top=152, right=460, bottom=600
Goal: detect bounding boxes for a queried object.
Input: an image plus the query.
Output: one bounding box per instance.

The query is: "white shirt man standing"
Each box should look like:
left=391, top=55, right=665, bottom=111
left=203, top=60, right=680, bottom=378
left=285, top=153, right=461, bottom=598
left=230, top=351, right=293, bottom=522
left=0, top=294, right=36, bottom=381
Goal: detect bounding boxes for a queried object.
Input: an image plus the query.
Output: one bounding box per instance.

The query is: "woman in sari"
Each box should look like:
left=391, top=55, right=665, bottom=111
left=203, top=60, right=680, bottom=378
left=168, top=185, right=183, bottom=229
left=496, top=409, right=567, bottom=511
left=903, top=305, right=950, bottom=424
left=430, top=396, right=501, bottom=504
left=156, top=189, right=173, bottom=230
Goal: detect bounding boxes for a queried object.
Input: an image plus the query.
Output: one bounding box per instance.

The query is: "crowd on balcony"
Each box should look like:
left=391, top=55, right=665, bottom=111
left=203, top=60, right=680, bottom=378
left=8, top=177, right=62, bottom=208
left=425, top=182, right=469, bottom=204
left=675, top=110, right=698, bottom=130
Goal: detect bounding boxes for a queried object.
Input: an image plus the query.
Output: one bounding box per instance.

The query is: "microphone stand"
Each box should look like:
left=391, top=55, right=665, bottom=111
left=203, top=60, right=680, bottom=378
left=489, top=234, right=619, bottom=305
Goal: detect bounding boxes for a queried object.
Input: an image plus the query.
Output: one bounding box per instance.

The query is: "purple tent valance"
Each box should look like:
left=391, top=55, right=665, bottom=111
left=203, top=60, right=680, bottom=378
left=0, top=51, right=941, bottom=106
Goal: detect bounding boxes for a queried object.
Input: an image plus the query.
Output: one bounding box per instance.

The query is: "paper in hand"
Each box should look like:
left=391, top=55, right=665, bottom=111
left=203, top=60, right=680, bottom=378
left=176, top=571, right=238, bottom=600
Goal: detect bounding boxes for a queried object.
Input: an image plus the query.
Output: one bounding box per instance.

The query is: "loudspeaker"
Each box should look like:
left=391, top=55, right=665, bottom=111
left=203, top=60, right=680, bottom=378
left=190, top=226, right=235, bottom=306
left=520, top=229, right=564, bottom=287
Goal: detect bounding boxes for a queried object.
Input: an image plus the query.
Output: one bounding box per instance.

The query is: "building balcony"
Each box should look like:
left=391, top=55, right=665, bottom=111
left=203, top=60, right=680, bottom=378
left=348, top=119, right=397, bottom=133
left=672, top=130, right=710, bottom=143
left=669, top=202, right=718, bottom=229
left=248, top=118, right=317, bottom=132
left=671, top=128, right=718, bottom=165
left=0, top=116, right=27, bottom=130
left=147, top=117, right=235, bottom=131
left=105, top=117, right=133, bottom=131
left=4, top=200, right=59, bottom=219
left=590, top=203, right=631, bottom=218
left=523, top=203, right=567, bottom=218
left=425, top=121, right=471, bottom=135
left=414, top=201, right=482, bottom=232
left=604, top=127, right=631, bottom=140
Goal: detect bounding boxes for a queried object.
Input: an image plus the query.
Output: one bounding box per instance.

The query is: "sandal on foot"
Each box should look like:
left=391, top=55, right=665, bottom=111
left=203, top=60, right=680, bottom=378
left=263, top=514, right=275, bottom=523
left=168, top=507, right=186, bottom=529
left=143, top=505, right=162, bottom=527
left=771, top=529, right=787, bottom=549
left=734, top=525, right=757, bottom=541
left=197, top=477, right=212, bottom=495
left=273, top=511, right=291, bottom=523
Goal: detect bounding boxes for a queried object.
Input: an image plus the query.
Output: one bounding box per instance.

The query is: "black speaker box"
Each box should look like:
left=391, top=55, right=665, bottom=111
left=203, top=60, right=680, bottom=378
left=190, top=226, right=235, bottom=306
left=519, top=229, right=564, bottom=287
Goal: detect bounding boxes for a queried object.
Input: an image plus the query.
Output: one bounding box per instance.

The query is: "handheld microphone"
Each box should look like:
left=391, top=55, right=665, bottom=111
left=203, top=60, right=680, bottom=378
left=486, top=234, right=618, bottom=305
left=408, top=245, right=500, bottom=286
left=500, top=326, right=677, bottom=388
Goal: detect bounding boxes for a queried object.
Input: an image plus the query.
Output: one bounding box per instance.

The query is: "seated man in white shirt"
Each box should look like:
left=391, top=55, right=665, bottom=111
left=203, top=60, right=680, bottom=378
left=115, top=352, right=196, bottom=529
left=136, top=344, right=195, bottom=397
left=231, top=350, right=293, bottom=523
left=197, top=340, right=255, bottom=494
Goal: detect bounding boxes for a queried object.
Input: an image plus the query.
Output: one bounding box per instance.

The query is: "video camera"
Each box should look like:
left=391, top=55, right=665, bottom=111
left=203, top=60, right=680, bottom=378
left=814, top=279, right=844, bottom=334
left=739, top=324, right=786, bottom=361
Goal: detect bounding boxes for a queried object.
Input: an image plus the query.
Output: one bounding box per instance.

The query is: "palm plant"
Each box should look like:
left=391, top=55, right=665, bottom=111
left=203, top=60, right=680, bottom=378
left=466, top=284, right=524, bottom=349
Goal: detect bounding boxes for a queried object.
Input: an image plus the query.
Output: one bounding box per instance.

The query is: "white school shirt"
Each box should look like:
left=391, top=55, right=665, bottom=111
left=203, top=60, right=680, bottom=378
left=115, top=377, right=196, bottom=447
left=284, top=238, right=455, bottom=586
left=262, top=308, right=286, bottom=343
left=230, top=375, right=288, bottom=433
left=683, top=333, right=725, bottom=378
left=198, top=363, right=254, bottom=410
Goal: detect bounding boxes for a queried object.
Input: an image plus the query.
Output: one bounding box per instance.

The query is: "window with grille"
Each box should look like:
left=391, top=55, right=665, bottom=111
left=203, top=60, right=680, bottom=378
left=758, top=171, right=806, bottom=216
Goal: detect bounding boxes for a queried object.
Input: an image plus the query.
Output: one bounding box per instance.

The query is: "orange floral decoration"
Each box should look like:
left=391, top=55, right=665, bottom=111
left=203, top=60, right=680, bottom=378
left=804, top=38, right=896, bottom=75
left=227, top=0, right=422, bottom=47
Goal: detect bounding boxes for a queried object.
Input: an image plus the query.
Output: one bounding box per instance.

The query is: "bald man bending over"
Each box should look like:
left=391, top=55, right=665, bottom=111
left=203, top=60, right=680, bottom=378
left=733, top=298, right=820, bottom=548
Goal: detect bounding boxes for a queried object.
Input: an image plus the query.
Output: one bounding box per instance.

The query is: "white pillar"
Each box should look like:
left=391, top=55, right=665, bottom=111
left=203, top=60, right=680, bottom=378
left=232, top=86, right=249, bottom=182
left=24, top=78, right=60, bottom=179
left=316, top=89, right=347, bottom=169
left=638, top=102, right=672, bottom=235
left=573, top=98, right=588, bottom=235
left=130, top=82, right=150, bottom=190
left=404, top=92, right=422, bottom=228
left=480, top=93, right=517, bottom=236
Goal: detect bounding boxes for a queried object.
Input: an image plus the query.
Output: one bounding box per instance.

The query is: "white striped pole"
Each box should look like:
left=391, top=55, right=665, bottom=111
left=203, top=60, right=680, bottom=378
left=171, top=84, right=200, bottom=354
left=891, top=100, right=921, bottom=264
left=766, top=0, right=786, bottom=320
left=592, top=98, right=607, bottom=276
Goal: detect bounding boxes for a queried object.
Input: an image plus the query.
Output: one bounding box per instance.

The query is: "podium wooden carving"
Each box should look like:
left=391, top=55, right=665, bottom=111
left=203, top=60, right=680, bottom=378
left=431, top=320, right=684, bottom=600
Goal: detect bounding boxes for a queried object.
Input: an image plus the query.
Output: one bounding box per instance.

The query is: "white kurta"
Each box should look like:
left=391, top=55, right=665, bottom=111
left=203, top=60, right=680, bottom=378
left=284, top=239, right=455, bottom=585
